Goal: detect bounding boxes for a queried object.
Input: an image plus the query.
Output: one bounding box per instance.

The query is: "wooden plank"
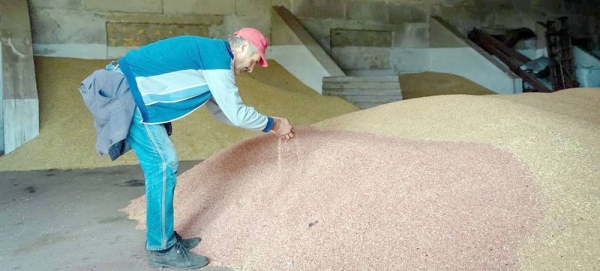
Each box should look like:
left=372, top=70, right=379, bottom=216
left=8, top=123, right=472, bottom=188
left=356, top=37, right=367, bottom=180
left=331, top=29, right=393, bottom=47
left=323, top=75, right=400, bottom=90
left=354, top=102, right=390, bottom=109
left=334, top=95, right=400, bottom=103
left=323, top=88, right=400, bottom=96
left=323, top=82, right=400, bottom=89
left=323, top=75, right=399, bottom=83
left=322, top=75, right=403, bottom=109
left=107, top=14, right=223, bottom=25
left=107, top=22, right=211, bottom=47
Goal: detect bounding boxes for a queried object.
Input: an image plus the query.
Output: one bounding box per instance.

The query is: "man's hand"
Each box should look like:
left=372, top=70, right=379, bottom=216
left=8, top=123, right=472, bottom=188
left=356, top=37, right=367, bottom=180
left=271, top=117, right=295, bottom=140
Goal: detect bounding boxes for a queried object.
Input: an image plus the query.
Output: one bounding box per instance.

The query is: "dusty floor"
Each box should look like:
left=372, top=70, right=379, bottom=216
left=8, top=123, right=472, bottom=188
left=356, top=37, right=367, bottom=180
left=0, top=162, right=238, bottom=271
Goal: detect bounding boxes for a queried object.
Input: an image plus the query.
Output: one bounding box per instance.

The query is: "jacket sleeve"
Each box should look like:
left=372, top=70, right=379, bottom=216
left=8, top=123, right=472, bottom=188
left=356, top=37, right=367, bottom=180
left=205, top=97, right=234, bottom=126
left=202, top=68, right=273, bottom=132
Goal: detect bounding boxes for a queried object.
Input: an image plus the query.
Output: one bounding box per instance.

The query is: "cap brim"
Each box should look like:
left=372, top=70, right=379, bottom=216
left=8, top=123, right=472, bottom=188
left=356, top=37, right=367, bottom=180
left=259, top=53, right=268, bottom=67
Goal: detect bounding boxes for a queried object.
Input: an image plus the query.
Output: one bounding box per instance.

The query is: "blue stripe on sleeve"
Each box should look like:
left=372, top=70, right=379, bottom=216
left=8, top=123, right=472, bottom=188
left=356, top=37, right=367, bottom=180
left=142, top=85, right=210, bottom=105
left=144, top=92, right=213, bottom=124
left=118, top=57, right=150, bottom=121
left=262, top=117, right=274, bottom=132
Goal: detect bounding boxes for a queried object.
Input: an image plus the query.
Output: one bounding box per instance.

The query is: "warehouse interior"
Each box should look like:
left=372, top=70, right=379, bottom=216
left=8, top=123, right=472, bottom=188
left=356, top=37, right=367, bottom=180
left=1, top=0, right=600, bottom=270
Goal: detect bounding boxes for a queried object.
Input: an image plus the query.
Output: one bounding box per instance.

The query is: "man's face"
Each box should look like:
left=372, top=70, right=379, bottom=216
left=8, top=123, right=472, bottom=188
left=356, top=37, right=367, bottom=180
left=233, top=43, right=261, bottom=75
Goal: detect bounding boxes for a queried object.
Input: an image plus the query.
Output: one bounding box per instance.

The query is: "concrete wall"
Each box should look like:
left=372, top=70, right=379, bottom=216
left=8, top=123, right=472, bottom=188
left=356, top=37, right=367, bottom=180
left=287, top=0, right=599, bottom=72
left=574, top=46, right=600, bottom=87
left=428, top=17, right=522, bottom=94
left=29, top=0, right=600, bottom=60
left=29, top=0, right=274, bottom=59
left=1, top=0, right=40, bottom=155
left=26, top=0, right=600, bottom=94
left=292, top=0, right=599, bottom=51
left=269, top=6, right=344, bottom=94
left=268, top=45, right=330, bottom=93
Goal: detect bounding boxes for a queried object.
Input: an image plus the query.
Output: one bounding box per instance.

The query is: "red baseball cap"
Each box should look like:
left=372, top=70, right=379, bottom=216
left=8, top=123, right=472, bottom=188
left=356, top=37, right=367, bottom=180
left=234, top=28, right=269, bottom=67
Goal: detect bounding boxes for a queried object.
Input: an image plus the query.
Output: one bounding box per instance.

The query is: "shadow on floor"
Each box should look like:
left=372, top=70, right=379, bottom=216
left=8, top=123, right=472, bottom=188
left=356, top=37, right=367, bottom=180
left=0, top=160, right=233, bottom=271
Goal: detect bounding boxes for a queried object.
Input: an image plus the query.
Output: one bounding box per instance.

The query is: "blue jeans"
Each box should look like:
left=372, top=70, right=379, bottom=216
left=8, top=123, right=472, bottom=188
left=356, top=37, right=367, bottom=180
left=127, top=108, right=178, bottom=251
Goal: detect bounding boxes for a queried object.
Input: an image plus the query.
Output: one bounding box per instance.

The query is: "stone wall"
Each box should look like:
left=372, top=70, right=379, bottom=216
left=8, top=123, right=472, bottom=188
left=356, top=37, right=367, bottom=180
left=29, top=0, right=275, bottom=58
left=290, top=0, right=599, bottom=72
left=28, top=0, right=600, bottom=66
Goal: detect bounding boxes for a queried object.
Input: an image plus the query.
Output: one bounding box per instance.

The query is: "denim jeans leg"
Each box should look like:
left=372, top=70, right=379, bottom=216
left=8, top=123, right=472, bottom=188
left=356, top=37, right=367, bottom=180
left=127, top=109, right=178, bottom=251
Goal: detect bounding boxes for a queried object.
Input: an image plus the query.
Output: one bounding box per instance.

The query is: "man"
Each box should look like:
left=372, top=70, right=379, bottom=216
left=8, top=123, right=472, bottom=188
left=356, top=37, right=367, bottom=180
left=84, top=28, right=295, bottom=269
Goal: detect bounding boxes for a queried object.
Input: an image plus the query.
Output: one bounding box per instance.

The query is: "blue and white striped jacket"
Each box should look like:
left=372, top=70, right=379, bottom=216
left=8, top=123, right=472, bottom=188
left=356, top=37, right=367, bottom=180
left=118, top=36, right=274, bottom=132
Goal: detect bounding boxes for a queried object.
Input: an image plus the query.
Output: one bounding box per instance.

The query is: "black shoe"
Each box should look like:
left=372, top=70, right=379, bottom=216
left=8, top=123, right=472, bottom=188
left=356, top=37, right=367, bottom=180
left=174, top=231, right=201, bottom=250
left=148, top=242, right=209, bottom=269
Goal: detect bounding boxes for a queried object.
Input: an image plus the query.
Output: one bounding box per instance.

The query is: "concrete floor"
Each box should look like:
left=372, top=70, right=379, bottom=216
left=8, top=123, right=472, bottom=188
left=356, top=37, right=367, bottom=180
left=0, top=161, right=233, bottom=271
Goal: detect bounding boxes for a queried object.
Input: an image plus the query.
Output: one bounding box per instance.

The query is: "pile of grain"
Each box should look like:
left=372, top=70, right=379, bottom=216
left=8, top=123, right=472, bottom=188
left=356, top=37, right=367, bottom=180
left=123, top=88, right=600, bottom=270
left=3, top=56, right=599, bottom=269
left=0, top=57, right=358, bottom=171
left=0, top=58, right=504, bottom=172
left=400, top=71, right=496, bottom=99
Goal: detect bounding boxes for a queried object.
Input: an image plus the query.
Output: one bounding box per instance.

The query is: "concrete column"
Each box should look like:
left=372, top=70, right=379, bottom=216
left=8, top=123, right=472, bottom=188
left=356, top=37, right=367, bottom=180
left=270, top=6, right=345, bottom=94
left=0, top=0, right=39, bottom=155
left=428, top=16, right=523, bottom=94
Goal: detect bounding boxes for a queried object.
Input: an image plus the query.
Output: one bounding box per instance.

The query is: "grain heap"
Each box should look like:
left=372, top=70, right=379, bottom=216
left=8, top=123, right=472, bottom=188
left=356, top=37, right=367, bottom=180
left=400, top=71, right=496, bottom=99
left=123, top=88, right=600, bottom=270
left=0, top=57, right=358, bottom=171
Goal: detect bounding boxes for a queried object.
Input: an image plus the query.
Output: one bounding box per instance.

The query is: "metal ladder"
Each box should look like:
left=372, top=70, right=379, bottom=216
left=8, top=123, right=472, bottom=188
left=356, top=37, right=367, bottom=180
left=539, top=17, right=579, bottom=90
